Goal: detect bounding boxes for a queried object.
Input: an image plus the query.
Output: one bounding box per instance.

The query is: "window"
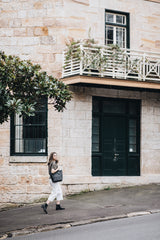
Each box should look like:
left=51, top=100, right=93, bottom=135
left=129, top=119, right=137, bottom=153
left=92, top=100, right=100, bottom=153
left=105, top=10, right=130, bottom=48
left=11, top=99, right=47, bottom=155
left=92, top=116, right=100, bottom=152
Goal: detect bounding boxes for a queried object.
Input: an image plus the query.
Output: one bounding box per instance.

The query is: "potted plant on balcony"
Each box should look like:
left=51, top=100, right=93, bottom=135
left=63, top=37, right=127, bottom=78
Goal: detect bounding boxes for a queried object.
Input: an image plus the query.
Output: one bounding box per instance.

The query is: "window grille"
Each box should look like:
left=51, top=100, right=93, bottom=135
left=11, top=99, right=47, bottom=155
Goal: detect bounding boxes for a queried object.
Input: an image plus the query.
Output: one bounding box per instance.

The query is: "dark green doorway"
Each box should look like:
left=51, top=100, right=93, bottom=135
left=103, top=116, right=126, bottom=176
left=92, top=97, right=140, bottom=176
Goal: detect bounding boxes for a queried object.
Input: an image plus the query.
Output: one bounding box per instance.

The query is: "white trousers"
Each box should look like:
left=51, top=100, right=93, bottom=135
left=48, top=179, right=63, bottom=202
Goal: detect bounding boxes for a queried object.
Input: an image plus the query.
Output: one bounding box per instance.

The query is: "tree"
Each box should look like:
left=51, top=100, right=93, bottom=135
left=0, top=51, right=72, bottom=124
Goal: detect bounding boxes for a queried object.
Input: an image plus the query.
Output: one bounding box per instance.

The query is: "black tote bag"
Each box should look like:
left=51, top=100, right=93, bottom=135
left=50, top=170, right=63, bottom=183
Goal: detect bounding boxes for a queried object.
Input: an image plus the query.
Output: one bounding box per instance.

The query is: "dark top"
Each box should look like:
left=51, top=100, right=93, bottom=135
left=48, top=160, right=58, bottom=175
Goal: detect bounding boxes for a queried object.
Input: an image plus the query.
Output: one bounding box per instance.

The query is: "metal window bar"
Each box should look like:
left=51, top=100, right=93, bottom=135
left=12, top=100, right=47, bottom=155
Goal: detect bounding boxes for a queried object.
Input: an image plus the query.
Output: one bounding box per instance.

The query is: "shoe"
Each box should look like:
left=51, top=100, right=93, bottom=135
left=41, top=203, right=48, bottom=214
left=56, top=204, right=65, bottom=210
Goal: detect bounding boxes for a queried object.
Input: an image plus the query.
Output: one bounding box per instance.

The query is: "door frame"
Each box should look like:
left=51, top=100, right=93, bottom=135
left=92, top=97, right=141, bottom=176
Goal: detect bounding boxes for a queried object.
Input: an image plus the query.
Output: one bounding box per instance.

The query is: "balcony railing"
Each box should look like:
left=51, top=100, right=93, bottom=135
left=62, top=43, right=160, bottom=82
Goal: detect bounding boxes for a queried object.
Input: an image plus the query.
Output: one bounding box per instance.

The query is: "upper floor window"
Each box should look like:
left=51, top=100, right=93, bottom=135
left=105, top=10, right=130, bottom=48
left=11, top=99, right=47, bottom=156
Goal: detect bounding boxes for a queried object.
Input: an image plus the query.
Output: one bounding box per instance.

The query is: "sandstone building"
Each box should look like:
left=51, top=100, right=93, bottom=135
left=0, top=0, right=160, bottom=203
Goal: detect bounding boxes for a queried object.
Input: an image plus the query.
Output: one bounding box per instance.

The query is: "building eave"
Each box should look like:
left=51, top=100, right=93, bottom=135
left=62, top=75, right=160, bottom=91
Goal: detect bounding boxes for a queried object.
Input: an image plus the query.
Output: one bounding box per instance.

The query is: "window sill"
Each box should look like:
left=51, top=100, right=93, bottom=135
left=9, top=156, right=48, bottom=163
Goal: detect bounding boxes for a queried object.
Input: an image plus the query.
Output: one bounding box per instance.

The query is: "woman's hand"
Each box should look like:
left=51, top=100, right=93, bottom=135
left=51, top=168, right=59, bottom=174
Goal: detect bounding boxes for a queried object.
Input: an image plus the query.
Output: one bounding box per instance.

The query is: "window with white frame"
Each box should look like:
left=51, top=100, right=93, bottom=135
left=105, top=10, right=130, bottom=48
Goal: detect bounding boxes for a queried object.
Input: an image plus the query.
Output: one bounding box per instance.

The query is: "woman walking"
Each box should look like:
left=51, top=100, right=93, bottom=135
left=41, top=152, right=65, bottom=214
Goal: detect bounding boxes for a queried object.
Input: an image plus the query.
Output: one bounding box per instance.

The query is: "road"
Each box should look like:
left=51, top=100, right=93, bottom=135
left=12, top=213, right=160, bottom=240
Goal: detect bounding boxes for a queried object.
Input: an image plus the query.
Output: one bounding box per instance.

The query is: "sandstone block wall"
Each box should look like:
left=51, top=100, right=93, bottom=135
left=0, top=0, right=159, bottom=77
left=49, top=86, right=160, bottom=195
left=0, top=0, right=160, bottom=203
left=1, top=85, right=160, bottom=203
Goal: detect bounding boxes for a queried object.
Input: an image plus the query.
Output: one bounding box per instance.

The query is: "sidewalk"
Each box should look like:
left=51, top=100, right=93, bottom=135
left=0, top=184, right=160, bottom=239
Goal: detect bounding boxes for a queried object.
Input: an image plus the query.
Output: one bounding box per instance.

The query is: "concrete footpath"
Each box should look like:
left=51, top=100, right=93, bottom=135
left=0, top=184, right=160, bottom=239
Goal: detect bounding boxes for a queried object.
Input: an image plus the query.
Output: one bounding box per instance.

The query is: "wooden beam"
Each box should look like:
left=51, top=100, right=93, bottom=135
left=144, top=0, right=160, bottom=3
left=62, top=75, right=160, bottom=90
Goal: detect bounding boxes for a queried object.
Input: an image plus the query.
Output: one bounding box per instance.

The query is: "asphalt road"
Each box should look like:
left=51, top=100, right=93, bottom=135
left=11, top=213, right=160, bottom=240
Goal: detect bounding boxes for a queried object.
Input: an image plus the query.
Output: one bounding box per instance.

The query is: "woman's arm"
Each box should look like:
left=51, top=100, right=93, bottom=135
left=51, top=168, right=59, bottom=174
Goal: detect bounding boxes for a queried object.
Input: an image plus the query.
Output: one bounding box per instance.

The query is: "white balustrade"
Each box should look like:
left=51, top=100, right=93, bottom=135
left=62, top=43, right=160, bottom=82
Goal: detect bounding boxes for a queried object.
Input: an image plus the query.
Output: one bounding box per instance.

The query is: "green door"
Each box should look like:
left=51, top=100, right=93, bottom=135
left=103, top=116, right=126, bottom=176
left=92, top=97, right=140, bottom=176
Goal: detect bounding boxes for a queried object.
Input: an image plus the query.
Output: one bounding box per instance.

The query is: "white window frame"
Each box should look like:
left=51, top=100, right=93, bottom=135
left=105, top=10, right=129, bottom=49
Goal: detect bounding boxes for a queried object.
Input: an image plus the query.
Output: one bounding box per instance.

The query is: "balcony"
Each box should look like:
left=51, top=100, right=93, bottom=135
left=62, top=43, right=160, bottom=90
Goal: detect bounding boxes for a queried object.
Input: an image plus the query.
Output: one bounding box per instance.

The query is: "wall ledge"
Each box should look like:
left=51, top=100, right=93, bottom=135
left=9, top=156, right=47, bottom=163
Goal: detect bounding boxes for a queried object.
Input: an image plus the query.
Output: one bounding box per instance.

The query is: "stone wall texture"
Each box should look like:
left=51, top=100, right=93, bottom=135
left=0, top=0, right=160, bottom=203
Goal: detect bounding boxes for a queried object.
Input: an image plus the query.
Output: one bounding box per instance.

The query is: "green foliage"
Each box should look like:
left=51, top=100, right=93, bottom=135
left=64, top=37, right=98, bottom=61
left=64, top=38, right=125, bottom=73
left=65, top=39, right=81, bottom=60
left=0, top=51, right=72, bottom=124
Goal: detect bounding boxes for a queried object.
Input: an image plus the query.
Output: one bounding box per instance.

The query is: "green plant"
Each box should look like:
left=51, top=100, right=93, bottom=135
left=65, top=38, right=81, bottom=61
left=0, top=51, right=72, bottom=124
left=64, top=38, right=125, bottom=73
